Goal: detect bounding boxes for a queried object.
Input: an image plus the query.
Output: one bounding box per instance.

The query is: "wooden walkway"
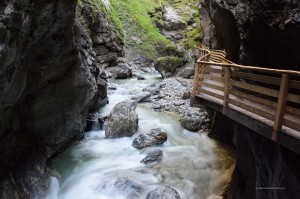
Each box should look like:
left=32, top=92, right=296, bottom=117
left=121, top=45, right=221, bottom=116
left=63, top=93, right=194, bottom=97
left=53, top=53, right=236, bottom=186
left=191, top=46, right=300, bottom=153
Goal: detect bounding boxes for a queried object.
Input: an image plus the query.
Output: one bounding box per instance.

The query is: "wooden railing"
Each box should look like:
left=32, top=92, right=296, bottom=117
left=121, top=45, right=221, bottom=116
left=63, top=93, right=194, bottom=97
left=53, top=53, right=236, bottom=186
left=192, top=46, right=300, bottom=141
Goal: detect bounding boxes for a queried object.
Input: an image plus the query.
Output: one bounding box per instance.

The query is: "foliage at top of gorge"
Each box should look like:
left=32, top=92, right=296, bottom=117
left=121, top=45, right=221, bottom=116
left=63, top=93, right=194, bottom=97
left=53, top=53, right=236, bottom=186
left=103, top=0, right=201, bottom=60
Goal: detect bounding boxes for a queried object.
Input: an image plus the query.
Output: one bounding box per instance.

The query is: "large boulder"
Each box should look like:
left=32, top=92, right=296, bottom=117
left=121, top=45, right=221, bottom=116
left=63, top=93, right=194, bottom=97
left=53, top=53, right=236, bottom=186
left=105, top=100, right=138, bottom=138
left=179, top=116, right=203, bottom=132
left=115, top=65, right=133, bottom=79
left=105, top=65, right=133, bottom=79
left=154, top=56, right=185, bottom=78
left=132, top=128, right=167, bottom=149
left=146, top=185, right=181, bottom=199
left=160, top=44, right=185, bottom=58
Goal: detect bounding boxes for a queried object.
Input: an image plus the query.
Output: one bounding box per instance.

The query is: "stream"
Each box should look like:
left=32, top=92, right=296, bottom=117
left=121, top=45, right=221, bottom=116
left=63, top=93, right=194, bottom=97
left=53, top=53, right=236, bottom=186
left=45, top=73, right=235, bottom=199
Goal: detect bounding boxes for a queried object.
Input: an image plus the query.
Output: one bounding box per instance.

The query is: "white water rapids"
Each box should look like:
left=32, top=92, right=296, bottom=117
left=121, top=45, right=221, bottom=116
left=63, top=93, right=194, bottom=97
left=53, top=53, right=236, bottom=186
left=45, top=73, right=235, bottom=199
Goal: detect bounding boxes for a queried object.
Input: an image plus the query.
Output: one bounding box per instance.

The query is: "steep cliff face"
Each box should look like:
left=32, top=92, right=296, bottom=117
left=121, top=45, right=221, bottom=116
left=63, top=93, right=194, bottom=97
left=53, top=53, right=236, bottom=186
left=231, top=125, right=300, bottom=199
left=209, top=113, right=300, bottom=199
left=0, top=0, right=121, bottom=197
left=200, top=0, right=300, bottom=68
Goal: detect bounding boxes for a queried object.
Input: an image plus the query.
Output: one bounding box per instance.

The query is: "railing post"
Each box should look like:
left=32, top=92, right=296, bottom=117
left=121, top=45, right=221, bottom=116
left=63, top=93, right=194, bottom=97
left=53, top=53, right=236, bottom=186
left=223, top=67, right=230, bottom=114
left=272, top=74, right=290, bottom=141
left=192, top=62, right=199, bottom=96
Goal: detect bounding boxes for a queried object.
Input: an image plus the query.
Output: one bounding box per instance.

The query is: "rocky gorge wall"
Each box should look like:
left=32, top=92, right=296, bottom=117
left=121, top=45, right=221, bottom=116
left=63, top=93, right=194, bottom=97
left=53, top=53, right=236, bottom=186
left=210, top=113, right=300, bottom=199
left=201, top=1, right=300, bottom=198
left=200, top=0, right=300, bottom=68
left=0, top=0, right=123, bottom=198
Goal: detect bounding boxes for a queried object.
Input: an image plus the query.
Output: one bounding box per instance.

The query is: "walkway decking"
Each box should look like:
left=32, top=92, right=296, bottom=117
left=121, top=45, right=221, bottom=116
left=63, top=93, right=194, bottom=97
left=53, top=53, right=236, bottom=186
left=191, top=46, right=300, bottom=154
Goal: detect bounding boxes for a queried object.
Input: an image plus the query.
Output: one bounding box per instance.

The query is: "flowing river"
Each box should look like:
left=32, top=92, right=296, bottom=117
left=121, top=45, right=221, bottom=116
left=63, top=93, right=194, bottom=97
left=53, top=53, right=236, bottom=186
left=45, top=73, right=235, bottom=199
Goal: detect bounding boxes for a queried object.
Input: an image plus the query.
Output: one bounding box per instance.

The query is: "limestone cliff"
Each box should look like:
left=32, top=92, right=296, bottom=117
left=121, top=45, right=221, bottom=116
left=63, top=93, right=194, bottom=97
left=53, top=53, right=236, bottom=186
left=0, top=0, right=123, bottom=198
left=200, top=0, right=300, bottom=69
left=210, top=113, right=300, bottom=199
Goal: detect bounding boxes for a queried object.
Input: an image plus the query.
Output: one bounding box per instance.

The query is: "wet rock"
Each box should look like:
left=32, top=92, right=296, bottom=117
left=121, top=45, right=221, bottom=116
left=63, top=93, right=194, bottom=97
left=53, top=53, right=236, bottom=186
left=161, top=44, right=185, bottom=58
left=108, top=85, right=117, bottom=90
left=114, top=177, right=145, bottom=199
left=137, top=75, right=146, bottom=80
left=105, top=100, right=138, bottom=138
left=85, top=114, right=107, bottom=132
left=179, top=116, right=203, bottom=132
left=131, top=91, right=152, bottom=103
left=152, top=104, right=162, bottom=109
left=132, top=128, right=167, bottom=149
left=141, top=149, right=163, bottom=164
left=143, top=86, right=160, bottom=95
left=181, top=91, right=191, bottom=100
left=154, top=56, right=185, bottom=78
left=115, top=65, right=133, bottom=79
left=146, top=185, right=181, bottom=199
left=173, top=101, right=185, bottom=106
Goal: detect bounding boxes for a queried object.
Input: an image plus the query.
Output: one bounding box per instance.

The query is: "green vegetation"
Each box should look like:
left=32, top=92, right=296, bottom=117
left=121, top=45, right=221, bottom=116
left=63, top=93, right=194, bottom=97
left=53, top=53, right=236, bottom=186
left=82, top=0, right=202, bottom=60
left=155, top=56, right=185, bottom=72
left=89, top=0, right=123, bottom=36
left=180, top=24, right=201, bottom=49
left=110, top=0, right=172, bottom=59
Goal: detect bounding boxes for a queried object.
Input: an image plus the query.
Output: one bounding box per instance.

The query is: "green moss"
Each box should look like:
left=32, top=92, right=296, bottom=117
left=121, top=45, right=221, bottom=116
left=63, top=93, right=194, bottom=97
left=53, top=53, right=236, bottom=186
left=89, top=0, right=123, bottom=37
left=155, top=56, right=184, bottom=72
left=110, top=0, right=172, bottom=60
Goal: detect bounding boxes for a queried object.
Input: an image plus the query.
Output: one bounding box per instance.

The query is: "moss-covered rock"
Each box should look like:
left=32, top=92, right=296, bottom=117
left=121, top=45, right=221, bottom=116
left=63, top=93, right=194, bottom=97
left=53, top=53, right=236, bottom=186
left=154, top=56, right=186, bottom=78
left=160, top=44, right=185, bottom=58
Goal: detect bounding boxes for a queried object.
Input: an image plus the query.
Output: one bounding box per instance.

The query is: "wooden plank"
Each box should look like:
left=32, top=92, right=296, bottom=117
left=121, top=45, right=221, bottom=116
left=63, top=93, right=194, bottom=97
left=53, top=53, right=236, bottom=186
left=230, top=89, right=277, bottom=108
left=198, top=88, right=224, bottom=100
left=201, top=82, right=224, bottom=91
left=231, top=71, right=281, bottom=86
left=230, top=80, right=279, bottom=98
left=210, top=58, right=225, bottom=63
left=272, top=74, right=290, bottom=141
left=198, top=66, right=225, bottom=75
left=229, top=97, right=275, bottom=121
left=283, top=118, right=300, bottom=132
left=230, top=89, right=300, bottom=116
left=210, top=50, right=226, bottom=56
left=287, top=93, right=300, bottom=104
left=202, top=74, right=224, bottom=83
left=290, top=80, right=300, bottom=89
left=223, top=68, right=230, bottom=114
left=285, top=106, right=300, bottom=117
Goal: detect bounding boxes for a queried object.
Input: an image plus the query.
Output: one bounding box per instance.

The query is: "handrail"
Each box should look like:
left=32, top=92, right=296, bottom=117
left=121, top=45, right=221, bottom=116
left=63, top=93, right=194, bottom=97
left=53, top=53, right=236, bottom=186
left=197, top=60, right=300, bottom=76
left=192, top=46, right=300, bottom=142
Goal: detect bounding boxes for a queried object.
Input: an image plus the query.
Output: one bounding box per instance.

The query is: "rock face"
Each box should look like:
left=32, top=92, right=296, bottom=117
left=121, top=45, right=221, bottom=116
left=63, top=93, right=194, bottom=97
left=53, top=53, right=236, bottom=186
left=0, top=0, right=122, bottom=197
left=200, top=0, right=300, bottom=68
left=146, top=185, right=181, bottom=199
left=105, top=99, right=138, bottom=138
left=232, top=125, right=300, bottom=199
left=140, top=149, right=163, bottom=164
left=80, top=0, right=124, bottom=68
left=209, top=112, right=300, bottom=199
left=132, top=128, right=167, bottom=149
left=154, top=56, right=185, bottom=78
